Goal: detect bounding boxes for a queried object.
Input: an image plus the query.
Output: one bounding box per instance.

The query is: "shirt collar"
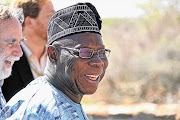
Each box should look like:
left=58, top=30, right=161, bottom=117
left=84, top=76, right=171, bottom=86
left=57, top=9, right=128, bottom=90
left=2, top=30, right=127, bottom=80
left=21, top=42, right=47, bottom=57
left=21, top=42, right=32, bottom=58
left=0, top=79, right=4, bottom=87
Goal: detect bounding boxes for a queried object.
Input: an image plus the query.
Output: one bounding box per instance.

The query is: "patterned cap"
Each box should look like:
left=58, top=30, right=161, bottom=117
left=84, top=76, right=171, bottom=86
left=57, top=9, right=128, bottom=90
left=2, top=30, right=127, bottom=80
left=47, top=2, right=102, bottom=45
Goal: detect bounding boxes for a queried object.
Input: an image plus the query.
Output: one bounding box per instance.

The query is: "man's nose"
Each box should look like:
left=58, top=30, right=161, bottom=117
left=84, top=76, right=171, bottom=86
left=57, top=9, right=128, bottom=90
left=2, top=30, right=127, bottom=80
left=12, top=44, right=23, bottom=57
left=89, top=56, right=104, bottom=68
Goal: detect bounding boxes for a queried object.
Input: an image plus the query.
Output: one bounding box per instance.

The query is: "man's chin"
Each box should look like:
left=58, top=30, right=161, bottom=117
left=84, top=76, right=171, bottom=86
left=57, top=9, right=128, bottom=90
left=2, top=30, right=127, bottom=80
left=0, top=68, right=12, bottom=80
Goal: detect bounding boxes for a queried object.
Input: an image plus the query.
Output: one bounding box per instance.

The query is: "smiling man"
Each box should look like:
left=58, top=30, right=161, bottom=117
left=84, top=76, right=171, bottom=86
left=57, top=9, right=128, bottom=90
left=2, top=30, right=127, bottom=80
left=2, top=0, right=55, bottom=102
left=0, top=2, right=110, bottom=119
left=0, top=5, right=24, bottom=110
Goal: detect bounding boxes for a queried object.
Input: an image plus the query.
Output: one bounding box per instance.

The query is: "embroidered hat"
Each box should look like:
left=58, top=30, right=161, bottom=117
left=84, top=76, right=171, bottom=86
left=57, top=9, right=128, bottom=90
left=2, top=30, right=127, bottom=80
left=47, top=2, right=102, bottom=45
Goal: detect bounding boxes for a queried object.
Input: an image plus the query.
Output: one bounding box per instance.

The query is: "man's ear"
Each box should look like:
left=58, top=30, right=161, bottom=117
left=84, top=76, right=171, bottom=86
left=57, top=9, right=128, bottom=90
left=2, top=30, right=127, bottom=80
left=47, top=45, right=58, bottom=63
left=24, top=16, right=33, bottom=28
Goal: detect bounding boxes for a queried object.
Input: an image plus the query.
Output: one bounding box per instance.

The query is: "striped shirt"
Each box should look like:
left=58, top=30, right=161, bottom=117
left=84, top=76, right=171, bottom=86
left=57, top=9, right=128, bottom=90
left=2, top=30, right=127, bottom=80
left=0, top=79, right=6, bottom=112
left=0, top=77, right=89, bottom=120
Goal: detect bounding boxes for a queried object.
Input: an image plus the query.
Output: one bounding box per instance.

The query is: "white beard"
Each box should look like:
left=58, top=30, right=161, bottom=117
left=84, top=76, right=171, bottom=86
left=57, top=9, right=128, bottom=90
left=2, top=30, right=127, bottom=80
left=0, top=61, right=12, bottom=80
left=0, top=54, right=19, bottom=80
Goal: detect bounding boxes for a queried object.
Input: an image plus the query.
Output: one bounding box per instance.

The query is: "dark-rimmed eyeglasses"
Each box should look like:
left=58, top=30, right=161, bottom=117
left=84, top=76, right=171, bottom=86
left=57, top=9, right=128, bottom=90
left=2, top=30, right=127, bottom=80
left=57, top=46, right=111, bottom=59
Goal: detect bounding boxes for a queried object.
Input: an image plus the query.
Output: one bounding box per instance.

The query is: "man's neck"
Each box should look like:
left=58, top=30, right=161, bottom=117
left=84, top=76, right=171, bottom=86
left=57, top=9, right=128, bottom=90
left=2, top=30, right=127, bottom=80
left=46, top=74, right=83, bottom=104
left=63, top=89, right=83, bottom=104
left=23, top=34, right=46, bottom=62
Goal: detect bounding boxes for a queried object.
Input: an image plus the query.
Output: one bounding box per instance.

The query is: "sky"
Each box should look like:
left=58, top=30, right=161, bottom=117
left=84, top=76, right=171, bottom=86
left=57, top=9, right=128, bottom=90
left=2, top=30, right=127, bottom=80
left=51, top=0, right=147, bottom=18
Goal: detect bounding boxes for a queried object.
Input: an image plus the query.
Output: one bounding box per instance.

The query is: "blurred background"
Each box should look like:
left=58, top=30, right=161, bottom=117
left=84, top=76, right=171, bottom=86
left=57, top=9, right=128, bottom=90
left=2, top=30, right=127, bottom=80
left=1, top=0, right=180, bottom=119
left=85, top=0, right=180, bottom=105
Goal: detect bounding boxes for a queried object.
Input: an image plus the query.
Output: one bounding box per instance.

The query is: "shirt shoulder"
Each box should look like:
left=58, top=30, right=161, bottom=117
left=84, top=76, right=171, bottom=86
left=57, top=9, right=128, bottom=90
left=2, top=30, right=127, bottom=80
left=0, top=77, right=83, bottom=120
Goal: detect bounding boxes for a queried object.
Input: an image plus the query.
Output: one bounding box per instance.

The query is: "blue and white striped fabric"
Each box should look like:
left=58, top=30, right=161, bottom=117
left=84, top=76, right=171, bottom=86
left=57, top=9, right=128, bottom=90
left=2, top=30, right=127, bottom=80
left=0, top=80, right=6, bottom=111
left=0, top=77, right=89, bottom=120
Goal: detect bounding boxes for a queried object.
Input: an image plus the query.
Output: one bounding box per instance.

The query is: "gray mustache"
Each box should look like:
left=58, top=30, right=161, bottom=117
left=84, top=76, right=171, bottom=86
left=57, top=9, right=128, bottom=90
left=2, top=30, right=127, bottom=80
left=5, top=56, right=20, bottom=62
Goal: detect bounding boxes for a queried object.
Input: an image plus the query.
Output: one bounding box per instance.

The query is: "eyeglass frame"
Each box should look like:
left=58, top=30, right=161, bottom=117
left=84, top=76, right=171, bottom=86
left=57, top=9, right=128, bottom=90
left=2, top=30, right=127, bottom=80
left=51, top=45, right=111, bottom=59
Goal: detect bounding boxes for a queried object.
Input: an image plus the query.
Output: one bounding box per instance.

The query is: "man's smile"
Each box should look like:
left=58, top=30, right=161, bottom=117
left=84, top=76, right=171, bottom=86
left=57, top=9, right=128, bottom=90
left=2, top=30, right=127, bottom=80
left=4, top=60, right=12, bottom=68
left=84, top=74, right=101, bottom=82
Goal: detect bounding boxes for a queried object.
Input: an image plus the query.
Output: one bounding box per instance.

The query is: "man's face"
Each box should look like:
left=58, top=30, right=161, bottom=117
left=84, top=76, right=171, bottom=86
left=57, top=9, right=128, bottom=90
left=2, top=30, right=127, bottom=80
left=56, top=33, right=109, bottom=95
left=32, top=1, right=55, bottom=40
left=0, top=18, right=23, bottom=79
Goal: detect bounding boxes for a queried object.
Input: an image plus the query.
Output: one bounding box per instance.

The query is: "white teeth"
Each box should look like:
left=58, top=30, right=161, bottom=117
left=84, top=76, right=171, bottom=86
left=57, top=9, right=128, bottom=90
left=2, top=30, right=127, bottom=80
left=86, top=75, right=98, bottom=78
left=85, top=75, right=99, bottom=80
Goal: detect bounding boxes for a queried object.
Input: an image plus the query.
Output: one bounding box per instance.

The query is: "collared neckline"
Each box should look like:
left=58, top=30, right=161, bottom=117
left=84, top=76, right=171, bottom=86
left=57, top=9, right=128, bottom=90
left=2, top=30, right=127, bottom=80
left=0, top=79, right=4, bottom=87
left=21, top=42, right=32, bottom=58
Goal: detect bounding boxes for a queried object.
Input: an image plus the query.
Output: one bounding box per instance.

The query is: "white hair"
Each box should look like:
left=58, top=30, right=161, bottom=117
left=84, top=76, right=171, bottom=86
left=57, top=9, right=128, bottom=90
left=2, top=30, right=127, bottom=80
left=0, top=4, right=24, bottom=24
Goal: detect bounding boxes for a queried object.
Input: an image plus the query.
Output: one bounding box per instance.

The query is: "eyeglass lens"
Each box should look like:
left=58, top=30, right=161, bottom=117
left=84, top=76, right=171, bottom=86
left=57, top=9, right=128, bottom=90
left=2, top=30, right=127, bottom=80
left=79, top=48, right=110, bottom=58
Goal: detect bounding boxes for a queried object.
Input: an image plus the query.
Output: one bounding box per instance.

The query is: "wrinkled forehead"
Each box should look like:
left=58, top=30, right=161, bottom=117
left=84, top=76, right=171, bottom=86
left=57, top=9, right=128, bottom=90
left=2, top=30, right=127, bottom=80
left=0, top=18, right=12, bottom=30
left=0, top=17, right=21, bottom=35
left=51, top=32, right=103, bottom=47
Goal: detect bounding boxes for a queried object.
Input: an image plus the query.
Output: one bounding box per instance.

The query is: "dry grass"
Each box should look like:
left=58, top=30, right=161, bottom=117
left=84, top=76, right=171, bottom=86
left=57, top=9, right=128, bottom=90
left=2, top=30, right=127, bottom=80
left=83, top=103, right=180, bottom=120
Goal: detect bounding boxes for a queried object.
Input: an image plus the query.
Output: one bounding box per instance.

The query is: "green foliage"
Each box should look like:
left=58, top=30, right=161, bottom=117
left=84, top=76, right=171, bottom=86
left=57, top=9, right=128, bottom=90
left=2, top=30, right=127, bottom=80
left=102, top=18, right=123, bottom=26
left=0, top=0, right=12, bottom=5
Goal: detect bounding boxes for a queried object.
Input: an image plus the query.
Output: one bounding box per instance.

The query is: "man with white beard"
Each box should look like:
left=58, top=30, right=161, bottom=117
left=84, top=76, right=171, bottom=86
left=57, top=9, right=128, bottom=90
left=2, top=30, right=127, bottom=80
left=0, top=5, right=24, bottom=110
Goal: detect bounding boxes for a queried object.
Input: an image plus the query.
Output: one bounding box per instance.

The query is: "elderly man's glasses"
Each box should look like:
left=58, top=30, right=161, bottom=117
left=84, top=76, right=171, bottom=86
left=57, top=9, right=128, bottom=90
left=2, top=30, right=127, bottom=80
left=58, top=46, right=111, bottom=58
